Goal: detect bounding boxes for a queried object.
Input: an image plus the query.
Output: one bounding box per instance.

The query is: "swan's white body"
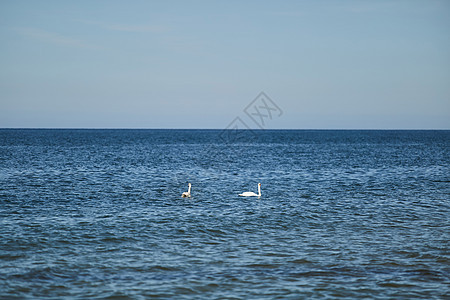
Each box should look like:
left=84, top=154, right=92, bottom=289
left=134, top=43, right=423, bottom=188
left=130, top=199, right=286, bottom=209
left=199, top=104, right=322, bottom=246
left=239, top=183, right=261, bottom=197
left=181, top=183, right=191, bottom=198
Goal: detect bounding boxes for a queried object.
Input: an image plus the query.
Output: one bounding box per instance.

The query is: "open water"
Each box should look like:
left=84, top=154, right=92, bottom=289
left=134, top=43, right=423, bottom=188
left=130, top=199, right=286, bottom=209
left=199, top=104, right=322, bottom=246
left=0, top=129, right=449, bottom=299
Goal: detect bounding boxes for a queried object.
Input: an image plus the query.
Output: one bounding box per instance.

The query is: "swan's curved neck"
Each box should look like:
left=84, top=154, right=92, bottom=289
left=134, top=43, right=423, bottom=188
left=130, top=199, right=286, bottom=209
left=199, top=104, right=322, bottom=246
left=188, top=185, right=191, bottom=193
left=258, top=184, right=261, bottom=196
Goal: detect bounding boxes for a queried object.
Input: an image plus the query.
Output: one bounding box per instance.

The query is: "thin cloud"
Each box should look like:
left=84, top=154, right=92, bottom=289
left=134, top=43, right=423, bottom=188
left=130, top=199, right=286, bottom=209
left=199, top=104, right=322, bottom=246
left=270, top=11, right=306, bottom=17
left=15, top=27, right=99, bottom=49
left=270, top=2, right=397, bottom=17
left=78, top=19, right=169, bottom=33
left=105, top=24, right=167, bottom=33
left=346, top=2, right=397, bottom=13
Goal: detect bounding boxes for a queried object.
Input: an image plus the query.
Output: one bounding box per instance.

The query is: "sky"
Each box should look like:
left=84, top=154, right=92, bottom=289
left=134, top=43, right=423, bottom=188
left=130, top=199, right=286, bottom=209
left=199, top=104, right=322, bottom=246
left=0, top=0, right=449, bottom=129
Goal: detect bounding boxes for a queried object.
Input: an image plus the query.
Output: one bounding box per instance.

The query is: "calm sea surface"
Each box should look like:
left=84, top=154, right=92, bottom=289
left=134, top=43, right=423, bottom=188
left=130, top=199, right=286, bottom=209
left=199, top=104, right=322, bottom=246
left=0, top=129, right=449, bottom=299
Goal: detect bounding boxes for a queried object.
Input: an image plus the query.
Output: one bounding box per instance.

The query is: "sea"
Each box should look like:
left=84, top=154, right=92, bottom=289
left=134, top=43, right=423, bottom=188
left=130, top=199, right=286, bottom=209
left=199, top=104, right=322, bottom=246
left=0, top=129, right=449, bottom=299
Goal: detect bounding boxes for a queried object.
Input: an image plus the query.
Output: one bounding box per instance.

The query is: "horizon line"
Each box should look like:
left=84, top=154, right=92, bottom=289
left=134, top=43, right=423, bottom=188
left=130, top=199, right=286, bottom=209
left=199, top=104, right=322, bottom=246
left=1, top=127, right=449, bottom=131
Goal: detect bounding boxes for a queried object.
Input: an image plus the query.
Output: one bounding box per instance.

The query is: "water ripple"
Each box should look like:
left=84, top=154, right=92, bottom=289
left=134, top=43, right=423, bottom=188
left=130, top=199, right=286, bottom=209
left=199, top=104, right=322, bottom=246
left=0, top=129, right=449, bottom=299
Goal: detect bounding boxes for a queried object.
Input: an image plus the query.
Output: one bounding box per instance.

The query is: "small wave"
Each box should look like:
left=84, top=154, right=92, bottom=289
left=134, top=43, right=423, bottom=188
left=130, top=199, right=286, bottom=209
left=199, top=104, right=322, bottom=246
left=377, top=281, right=417, bottom=288
left=148, top=265, right=181, bottom=272
left=406, top=269, right=447, bottom=282
left=245, top=263, right=280, bottom=269
left=289, top=258, right=313, bottom=265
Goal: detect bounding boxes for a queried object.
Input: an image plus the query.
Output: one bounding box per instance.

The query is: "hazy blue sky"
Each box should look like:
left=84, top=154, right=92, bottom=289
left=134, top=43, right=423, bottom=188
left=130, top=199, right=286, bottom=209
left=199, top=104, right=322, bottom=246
left=1, top=0, right=449, bottom=129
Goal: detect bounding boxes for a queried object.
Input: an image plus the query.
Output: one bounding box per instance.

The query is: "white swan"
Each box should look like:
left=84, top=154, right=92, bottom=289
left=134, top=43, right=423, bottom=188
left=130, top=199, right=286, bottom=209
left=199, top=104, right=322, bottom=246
left=239, top=183, right=261, bottom=197
left=181, top=183, right=191, bottom=198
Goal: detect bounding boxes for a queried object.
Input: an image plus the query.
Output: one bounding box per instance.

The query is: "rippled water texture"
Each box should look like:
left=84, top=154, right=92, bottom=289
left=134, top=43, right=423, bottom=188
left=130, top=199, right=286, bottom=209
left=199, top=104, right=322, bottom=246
left=0, top=129, right=449, bottom=299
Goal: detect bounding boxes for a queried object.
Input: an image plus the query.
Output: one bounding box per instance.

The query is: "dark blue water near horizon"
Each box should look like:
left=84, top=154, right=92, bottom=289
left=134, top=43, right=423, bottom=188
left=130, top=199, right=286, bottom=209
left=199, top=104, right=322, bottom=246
left=0, top=129, right=449, bottom=299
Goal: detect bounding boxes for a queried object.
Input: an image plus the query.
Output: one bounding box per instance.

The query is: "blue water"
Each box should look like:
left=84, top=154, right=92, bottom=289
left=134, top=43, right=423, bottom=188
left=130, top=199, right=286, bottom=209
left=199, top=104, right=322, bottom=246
left=0, top=129, right=449, bottom=299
